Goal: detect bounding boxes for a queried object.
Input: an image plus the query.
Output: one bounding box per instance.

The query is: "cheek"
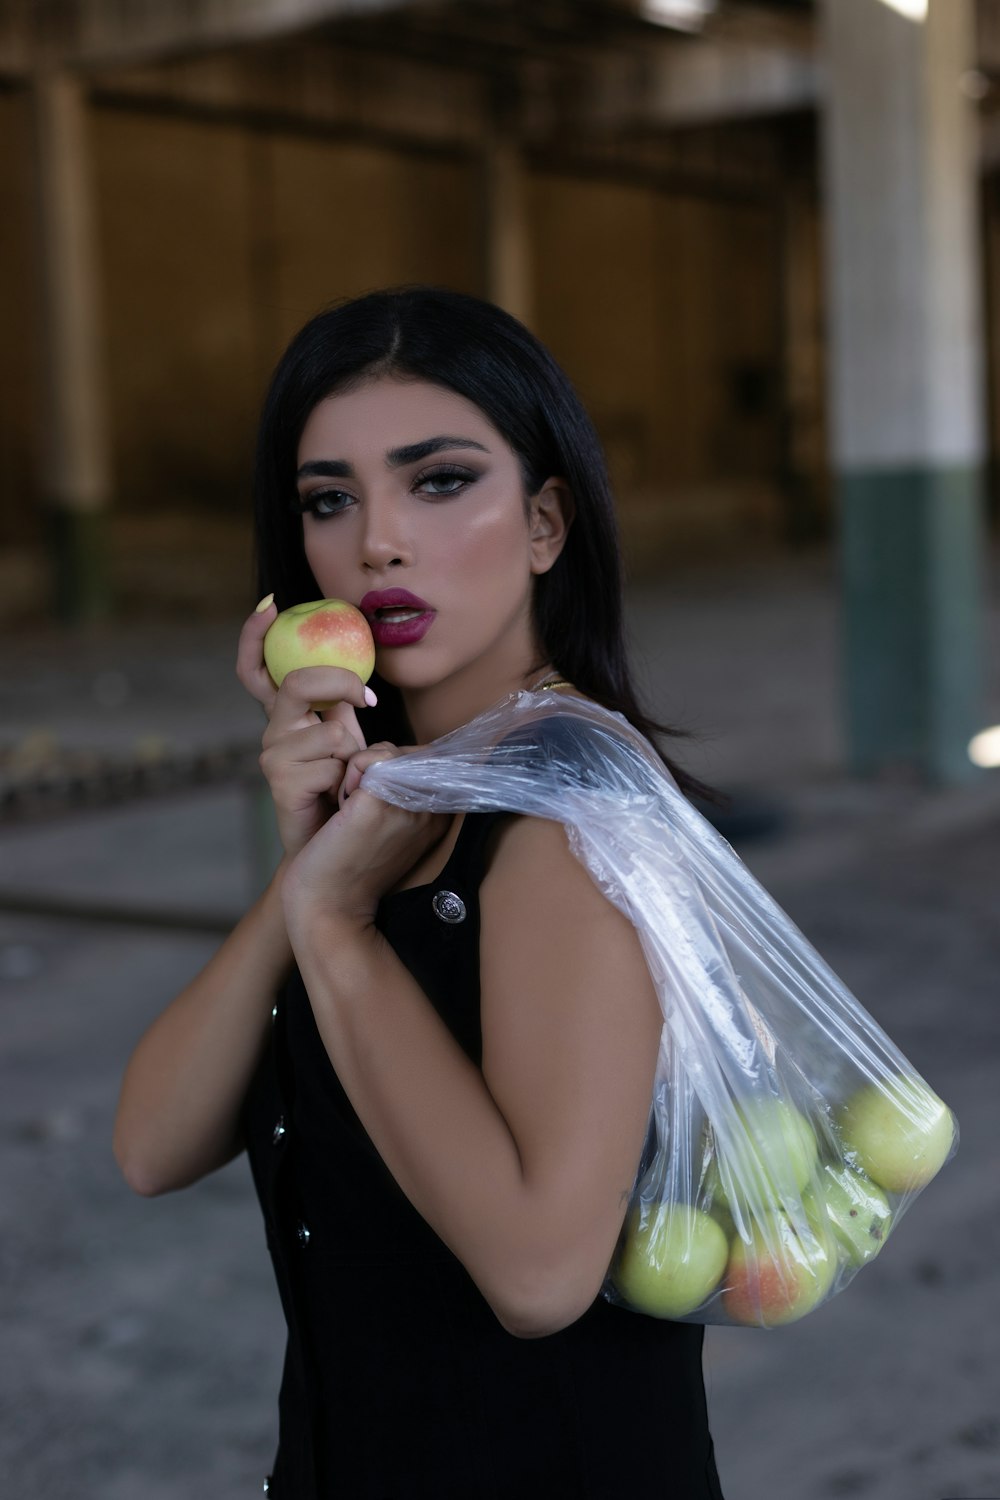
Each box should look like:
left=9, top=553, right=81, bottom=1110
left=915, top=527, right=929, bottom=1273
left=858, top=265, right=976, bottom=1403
left=432, top=494, right=530, bottom=576
left=303, top=525, right=348, bottom=592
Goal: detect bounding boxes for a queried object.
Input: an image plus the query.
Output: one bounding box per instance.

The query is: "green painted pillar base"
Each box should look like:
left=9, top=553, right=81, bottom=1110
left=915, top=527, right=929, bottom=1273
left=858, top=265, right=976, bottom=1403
left=45, top=506, right=114, bottom=623
left=839, top=465, right=985, bottom=784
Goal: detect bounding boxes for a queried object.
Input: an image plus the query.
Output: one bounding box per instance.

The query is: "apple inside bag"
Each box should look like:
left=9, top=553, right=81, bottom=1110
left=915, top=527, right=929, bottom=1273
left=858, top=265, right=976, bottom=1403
left=361, top=690, right=958, bottom=1329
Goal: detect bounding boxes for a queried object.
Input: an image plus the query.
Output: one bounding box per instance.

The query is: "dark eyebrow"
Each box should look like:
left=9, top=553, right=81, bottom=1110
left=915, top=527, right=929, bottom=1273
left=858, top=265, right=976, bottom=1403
left=297, top=459, right=353, bottom=481
left=296, top=437, right=489, bottom=485
left=385, top=436, right=490, bottom=467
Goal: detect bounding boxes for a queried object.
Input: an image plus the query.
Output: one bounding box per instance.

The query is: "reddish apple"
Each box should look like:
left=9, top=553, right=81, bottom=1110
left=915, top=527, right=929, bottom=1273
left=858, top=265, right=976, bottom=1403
left=722, top=1207, right=835, bottom=1327
left=264, top=599, right=376, bottom=709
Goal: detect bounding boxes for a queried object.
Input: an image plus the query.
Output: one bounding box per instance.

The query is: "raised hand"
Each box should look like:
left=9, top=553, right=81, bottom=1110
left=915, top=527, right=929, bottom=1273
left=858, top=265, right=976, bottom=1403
left=284, top=771, right=449, bottom=929
left=236, top=598, right=376, bottom=857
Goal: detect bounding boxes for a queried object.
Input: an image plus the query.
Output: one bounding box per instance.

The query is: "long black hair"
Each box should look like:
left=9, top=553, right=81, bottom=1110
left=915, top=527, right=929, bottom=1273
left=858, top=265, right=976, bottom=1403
left=253, top=285, right=710, bottom=799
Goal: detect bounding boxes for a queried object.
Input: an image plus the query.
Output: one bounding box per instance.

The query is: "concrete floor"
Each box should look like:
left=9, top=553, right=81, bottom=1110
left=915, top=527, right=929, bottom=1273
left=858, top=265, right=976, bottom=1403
left=1, top=547, right=998, bottom=1499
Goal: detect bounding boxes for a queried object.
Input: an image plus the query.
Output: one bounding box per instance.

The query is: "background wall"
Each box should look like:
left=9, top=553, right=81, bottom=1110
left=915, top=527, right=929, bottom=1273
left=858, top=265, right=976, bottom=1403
left=0, top=75, right=816, bottom=610
left=0, top=88, right=38, bottom=550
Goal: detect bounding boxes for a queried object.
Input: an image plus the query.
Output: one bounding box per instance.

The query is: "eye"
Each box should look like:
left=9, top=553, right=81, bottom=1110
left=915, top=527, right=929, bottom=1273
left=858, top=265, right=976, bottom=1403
left=293, top=488, right=355, bottom=519
left=413, top=465, right=477, bottom=498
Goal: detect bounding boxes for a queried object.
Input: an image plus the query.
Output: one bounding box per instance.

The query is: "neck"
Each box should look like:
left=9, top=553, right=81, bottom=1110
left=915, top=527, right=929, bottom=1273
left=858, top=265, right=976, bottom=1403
left=400, top=657, right=555, bottom=744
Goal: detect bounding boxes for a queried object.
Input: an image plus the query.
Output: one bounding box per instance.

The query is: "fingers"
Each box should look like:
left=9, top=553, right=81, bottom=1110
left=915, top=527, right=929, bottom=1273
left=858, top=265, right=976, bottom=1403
left=338, top=741, right=401, bottom=808
left=321, top=700, right=367, bottom=758
left=268, top=667, right=377, bottom=737
left=260, top=717, right=363, bottom=854
left=260, top=716, right=363, bottom=763
left=236, top=596, right=279, bottom=713
left=336, top=789, right=451, bottom=868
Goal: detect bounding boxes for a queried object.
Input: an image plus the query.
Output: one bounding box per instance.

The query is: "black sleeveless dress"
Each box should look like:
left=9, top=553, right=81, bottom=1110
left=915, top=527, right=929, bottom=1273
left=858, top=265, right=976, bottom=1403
left=242, top=807, right=725, bottom=1499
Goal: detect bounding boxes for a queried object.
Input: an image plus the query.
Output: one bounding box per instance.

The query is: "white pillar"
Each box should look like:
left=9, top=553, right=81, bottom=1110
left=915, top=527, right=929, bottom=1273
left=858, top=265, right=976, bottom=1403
left=32, top=70, right=113, bottom=619
left=819, top=0, right=987, bottom=780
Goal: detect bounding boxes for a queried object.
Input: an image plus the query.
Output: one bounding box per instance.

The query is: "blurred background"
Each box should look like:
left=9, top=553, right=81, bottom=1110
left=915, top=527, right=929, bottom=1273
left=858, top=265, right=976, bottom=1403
left=1, top=1, right=998, bottom=1497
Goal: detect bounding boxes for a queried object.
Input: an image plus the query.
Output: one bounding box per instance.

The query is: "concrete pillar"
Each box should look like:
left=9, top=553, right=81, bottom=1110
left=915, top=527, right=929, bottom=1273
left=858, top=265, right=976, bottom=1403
left=481, top=123, right=533, bottom=327
left=820, top=0, right=987, bottom=781
left=32, top=71, right=113, bottom=621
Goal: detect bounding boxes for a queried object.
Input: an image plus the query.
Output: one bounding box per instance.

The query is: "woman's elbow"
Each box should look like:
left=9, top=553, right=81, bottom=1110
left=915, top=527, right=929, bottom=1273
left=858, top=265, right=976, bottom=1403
left=494, top=1304, right=582, bottom=1341
left=112, top=1105, right=244, bottom=1196
left=488, top=1263, right=603, bottom=1340
left=112, top=1123, right=223, bottom=1198
left=113, top=1127, right=174, bottom=1197
left=115, top=1149, right=169, bottom=1198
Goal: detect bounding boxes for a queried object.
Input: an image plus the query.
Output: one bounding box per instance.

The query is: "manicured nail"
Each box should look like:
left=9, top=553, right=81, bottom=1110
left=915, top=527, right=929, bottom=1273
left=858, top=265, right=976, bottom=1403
left=255, top=592, right=275, bottom=614
left=364, top=686, right=378, bottom=707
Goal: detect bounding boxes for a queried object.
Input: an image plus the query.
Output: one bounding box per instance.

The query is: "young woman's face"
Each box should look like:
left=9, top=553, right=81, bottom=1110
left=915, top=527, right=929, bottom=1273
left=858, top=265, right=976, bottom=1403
left=295, top=376, right=553, bottom=706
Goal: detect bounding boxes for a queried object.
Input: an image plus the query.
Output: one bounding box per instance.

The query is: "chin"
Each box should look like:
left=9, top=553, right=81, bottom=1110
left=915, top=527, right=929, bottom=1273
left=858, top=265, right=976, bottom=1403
left=372, top=655, right=452, bottom=697
left=375, top=634, right=526, bottom=703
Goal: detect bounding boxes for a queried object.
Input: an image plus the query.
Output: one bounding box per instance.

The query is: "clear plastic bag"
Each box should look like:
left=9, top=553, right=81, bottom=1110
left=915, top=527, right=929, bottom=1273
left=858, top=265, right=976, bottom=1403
left=362, top=690, right=958, bottom=1328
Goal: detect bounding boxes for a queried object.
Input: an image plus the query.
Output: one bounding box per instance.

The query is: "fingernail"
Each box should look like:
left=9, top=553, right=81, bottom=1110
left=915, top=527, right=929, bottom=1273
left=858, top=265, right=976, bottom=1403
left=255, top=592, right=275, bottom=614
left=364, top=686, right=378, bottom=707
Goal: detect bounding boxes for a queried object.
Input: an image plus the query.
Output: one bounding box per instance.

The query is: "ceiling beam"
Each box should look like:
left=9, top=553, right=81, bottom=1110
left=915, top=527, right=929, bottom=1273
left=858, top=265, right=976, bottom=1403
left=0, top=0, right=416, bottom=75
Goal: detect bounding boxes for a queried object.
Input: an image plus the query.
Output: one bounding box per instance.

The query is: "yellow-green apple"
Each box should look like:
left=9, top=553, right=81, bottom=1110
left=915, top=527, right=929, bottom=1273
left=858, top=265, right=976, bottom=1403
left=722, top=1207, right=835, bottom=1327
left=707, top=1196, right=737, bottom=1244
left=615, top=1203, right=729, bottom=1319
left=837, top=1076, right=955, bottom=1195
left=263, top=599, right=376, bottom=709
left=808, top=1163, right=893, bottom=1267
left=704, top=1097, right=819, bottom=1216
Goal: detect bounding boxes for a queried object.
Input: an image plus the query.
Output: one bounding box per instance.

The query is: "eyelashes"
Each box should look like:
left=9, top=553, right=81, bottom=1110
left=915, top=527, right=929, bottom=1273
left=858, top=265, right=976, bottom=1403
left=292, top=465, right=480, bottom=518
left=414, top=463, right=478, bottom=496
left=291, top=488, right=351, bottom=519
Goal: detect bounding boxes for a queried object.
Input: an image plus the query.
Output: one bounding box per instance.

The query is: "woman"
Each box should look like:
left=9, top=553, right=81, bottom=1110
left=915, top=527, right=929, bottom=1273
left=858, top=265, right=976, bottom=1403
left=114, top=287, right=725, bottom=1498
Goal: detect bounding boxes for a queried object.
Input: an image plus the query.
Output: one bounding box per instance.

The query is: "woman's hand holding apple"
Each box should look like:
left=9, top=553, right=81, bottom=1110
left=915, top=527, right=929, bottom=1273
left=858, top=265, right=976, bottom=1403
left=236, top=599, right=375, bottom=858
left=256, top=675, right=375, bottom=857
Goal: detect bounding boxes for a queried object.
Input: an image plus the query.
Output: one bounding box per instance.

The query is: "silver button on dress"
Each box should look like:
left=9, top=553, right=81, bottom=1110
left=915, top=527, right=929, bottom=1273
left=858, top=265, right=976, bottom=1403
left=431, top=890, right=467, bottom=924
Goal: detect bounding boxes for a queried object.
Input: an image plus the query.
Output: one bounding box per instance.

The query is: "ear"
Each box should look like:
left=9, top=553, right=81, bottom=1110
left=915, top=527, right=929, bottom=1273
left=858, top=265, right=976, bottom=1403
left=528, top=477, right=575, bottom=575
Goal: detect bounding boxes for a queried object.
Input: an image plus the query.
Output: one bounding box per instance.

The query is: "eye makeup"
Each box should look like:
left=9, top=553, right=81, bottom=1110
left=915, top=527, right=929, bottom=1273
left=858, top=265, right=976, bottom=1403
left=293, top=459, right=483, bottom=516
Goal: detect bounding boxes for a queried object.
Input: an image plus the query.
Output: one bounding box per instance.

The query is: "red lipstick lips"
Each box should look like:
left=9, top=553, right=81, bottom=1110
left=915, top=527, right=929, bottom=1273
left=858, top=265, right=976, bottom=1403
left=360, top=589, right=435, bottom=648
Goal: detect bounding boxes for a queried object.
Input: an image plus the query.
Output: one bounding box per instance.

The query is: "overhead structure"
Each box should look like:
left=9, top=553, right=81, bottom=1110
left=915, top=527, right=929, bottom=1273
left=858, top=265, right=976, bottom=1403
left=1, top=0, right=992, bottom=787
left=2, top=0, right=820, bottom=622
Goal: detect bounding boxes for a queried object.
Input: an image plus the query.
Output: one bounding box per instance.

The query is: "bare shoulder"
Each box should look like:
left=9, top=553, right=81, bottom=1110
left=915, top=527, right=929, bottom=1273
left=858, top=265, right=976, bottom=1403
left=481, top=813, right=611, bottom=925
left=479, top=812, right=661, bottom=1056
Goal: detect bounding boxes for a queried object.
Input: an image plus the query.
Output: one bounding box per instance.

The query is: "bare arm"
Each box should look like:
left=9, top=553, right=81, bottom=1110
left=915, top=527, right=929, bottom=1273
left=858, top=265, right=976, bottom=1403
left=285, top=800, right=663, bottom=1338
left=113, top=865, right=293, bottom=1195
left=114, top=600, right=377, bottom=1196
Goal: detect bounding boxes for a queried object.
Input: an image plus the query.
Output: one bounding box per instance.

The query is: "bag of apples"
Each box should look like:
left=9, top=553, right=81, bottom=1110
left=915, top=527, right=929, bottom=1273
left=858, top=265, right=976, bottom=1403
left=363, top=689, right=958, bottom=1329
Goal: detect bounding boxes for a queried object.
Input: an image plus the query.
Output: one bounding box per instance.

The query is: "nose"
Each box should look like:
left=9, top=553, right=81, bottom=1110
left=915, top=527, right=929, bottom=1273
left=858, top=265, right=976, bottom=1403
left=360, top=493, right=412, bottom=573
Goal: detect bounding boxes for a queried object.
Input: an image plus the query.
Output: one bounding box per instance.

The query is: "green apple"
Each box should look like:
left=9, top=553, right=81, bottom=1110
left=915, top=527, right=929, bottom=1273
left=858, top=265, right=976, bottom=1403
left=263, top=598, right=376, bottom=708
left=704, top=1097, right=819, bottom=1215
left=808, top=1163, right=893, bottom=1267
left=837, top=1076, right=955, bottom=1195
left=615, top=1203, right=729, bottom=1319
left=722, top=1206, right=835, bottom=1327
left=707, top=1197, right=737, bottom=1244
